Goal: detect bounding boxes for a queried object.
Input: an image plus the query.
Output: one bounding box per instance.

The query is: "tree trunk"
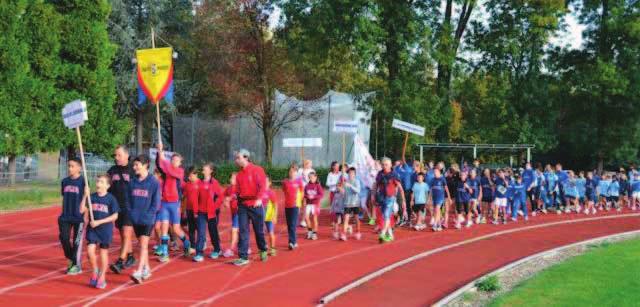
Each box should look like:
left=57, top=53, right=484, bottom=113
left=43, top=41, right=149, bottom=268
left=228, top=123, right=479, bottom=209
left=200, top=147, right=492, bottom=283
left=136, top=109, right=143, bottom=156
left=263, top=126, right=273, bottom=166
left=7, top=155, right=16, bottom=186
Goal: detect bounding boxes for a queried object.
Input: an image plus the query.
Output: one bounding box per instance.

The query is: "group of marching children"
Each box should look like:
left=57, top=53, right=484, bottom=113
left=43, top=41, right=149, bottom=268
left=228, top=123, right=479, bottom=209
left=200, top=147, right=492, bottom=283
left=58, top=144, right=640, bottom=289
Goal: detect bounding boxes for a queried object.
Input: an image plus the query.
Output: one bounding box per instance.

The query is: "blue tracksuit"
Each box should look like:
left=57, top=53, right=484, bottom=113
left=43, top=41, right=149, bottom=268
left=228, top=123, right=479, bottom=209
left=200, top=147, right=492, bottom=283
left=512, top=182, right=528, bottom=218
left=127, top=174, right=161, bottom=226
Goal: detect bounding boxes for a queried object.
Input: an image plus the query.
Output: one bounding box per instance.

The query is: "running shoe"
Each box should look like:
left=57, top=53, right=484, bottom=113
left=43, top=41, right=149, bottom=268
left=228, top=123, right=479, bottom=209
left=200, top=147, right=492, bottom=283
left=67, top=265, right=82, bottom=275
left=233, top=258, right=249, bottom=266
left=209, top=251, right=220, bottom=259
left=260, top=251, right=268, bottom=262
left=222, top=249, right=234, bottom=258
left=193, top=254, right=204, bottom=262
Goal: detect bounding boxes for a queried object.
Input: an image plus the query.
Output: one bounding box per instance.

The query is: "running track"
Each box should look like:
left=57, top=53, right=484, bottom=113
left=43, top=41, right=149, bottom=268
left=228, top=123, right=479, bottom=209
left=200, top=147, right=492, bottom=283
left=0, top=203, right=638, bottom=307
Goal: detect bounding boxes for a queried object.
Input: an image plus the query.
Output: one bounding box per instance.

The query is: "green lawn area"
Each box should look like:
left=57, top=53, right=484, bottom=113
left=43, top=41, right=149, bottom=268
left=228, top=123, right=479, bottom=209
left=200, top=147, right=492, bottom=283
left=490, top=238, right=640, bottom=307
left=0, top=181, right=61, bottom=211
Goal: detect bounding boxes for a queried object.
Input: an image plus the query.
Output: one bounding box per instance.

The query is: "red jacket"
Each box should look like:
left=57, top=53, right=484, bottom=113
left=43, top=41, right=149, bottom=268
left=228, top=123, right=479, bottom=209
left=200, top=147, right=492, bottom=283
left=158, top=158, right=184, bottom=203
left=235, top=163, right=266, bottom=206
left=304, top=181, right=324, bottom=206
left=182, top=180, right=200, bottom=211
left=198, top=177, right=224, bottom=219
left=282, top=178, right=304, bottom=208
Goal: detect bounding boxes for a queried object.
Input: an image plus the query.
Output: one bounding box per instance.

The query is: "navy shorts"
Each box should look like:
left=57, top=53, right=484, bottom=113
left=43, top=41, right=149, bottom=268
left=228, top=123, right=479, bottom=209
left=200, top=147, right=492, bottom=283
left=86, top=227, right=112, bottom=249
left=344, top=207, right=360, bottom=215
left=115, top=209, right=132, bottom=229
left=133, top=224, right=153, bottom=237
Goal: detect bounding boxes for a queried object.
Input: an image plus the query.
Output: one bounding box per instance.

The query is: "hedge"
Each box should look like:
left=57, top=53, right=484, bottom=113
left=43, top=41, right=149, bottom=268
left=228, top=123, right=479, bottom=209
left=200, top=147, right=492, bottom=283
left=209, top=163, right=329, bottom=186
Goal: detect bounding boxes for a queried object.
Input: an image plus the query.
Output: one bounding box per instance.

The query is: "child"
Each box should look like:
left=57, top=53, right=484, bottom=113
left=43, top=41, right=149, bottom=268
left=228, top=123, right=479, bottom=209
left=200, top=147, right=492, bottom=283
left=297, top=159, right=315, bottom=228
left=59, top=157, right=87, bottom=275
left=326, top=161, right=343, bottom=205
left=480, top=169, right=494, bottom=223
left=198, top=163, right=224, bottom=259
left=608, top=175, right=621, bottom=212
left=468, top=170, right=483, bottom=224
left=631, top=173, right=640, bottom=210
left=492, top=169, right=509, bottom=224
left=303, top=172, right=324, bottom=240
left=411, top=173, right=429, bottom=230
left=262, top=177, right=278, bottom=256
left=182, top=167, right=200, bottom=257
left=331, top=179, right=346, bottom=240
left=544, top=165, right=559, bottom=214
left=107, top=145, right=136, bottom=274
left=576, top=171, right=587, bottom=210
left=585, top=172, right=597, bottom=215
left=223, top=173, right=239, bottom=258
left=619, top=173, right=629, bottom=209
left=429, top=168, right=450, bottom=231
left=511, top=175, right=528, bottom=222
left=373, top=158, right=402, bottom=241
left=128, top=155, right=161, bottom=284
left=535, top=168, right=547, bottom=216
left=454, top=172, right=473, bottom=229
left=342, top=167, right=362, bottom=240
left=82, top=175, right=119, bottom=289
left=562, top=171, right=580, bottom=213
left=283, top=166, right=304, bottom=249
left=155, top=143, right=190, bottom=262
left=597, top=174, right=611, bottom=211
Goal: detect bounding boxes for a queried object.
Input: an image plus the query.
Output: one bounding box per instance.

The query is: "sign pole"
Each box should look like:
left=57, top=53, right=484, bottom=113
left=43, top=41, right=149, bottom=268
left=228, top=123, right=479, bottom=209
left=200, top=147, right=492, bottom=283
left=150, top=27, right=163, bottom=146
left=342, top=132, right=346, bottom=172
left=75, top=127, right=94, bottom=222
left=401, top=132, right=409, bottom=161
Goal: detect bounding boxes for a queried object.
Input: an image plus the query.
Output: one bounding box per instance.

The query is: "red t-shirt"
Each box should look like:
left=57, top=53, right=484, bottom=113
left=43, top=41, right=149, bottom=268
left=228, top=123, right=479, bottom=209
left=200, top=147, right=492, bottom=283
left=158, top=158, right=184, bottom=202
left=282, top=178, right=304, bottom=208
left=182, top=180, right=199, bottom=211
left=225, top=186, right=238, bottom=215
left=235, top=163, right=267, bottom=206
left=304, top=182, right=324, bottom=205
left=198, top=177, right=223, bottom=218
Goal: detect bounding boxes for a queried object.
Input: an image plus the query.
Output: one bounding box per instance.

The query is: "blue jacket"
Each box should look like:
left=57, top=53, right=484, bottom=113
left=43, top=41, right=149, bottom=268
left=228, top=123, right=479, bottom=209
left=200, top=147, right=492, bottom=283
left=127, top=174, right=161, bottom=226
left=394, top=163, right=415, bottom=191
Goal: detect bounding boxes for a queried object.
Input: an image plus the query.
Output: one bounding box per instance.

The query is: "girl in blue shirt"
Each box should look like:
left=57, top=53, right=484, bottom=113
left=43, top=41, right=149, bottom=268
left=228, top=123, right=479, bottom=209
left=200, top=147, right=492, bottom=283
left=562, top=171, right=580, bottom=213
left=608, top=176, right=621, bottom=211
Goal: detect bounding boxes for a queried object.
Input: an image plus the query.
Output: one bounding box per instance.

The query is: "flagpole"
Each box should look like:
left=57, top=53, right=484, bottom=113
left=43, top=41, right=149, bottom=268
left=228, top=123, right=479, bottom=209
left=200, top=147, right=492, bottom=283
left=76, top=127, right=94, bottom=222
left=151, top=27, right=162, bottom=146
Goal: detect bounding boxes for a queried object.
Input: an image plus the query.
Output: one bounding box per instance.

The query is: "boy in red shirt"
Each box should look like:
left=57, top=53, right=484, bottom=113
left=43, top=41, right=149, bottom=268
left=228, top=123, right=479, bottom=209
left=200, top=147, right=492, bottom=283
left=283, top=166, right=304, bottom=250
left=303, top=172, right=324, bottom=240
left=196, top=163, right=224, bottom=260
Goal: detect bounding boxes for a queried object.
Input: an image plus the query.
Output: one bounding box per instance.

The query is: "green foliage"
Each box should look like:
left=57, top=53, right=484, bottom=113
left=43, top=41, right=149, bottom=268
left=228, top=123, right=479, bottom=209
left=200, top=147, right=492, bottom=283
left=205, top=163, right=328, bottom=186
left=476, top=275, right=501, bottom=292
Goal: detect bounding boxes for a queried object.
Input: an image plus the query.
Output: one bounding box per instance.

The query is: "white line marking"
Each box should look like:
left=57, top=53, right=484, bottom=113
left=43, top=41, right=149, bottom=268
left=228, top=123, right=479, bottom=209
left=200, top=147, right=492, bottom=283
left=317, top=213, right=640, bottom=305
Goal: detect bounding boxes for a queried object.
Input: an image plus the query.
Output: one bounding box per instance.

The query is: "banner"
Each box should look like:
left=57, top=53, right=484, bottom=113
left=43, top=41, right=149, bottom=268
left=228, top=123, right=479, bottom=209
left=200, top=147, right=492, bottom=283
left=392, top=118, right=425, bottom=136
left=136, top=47, right=174, bottom=105
left=333, top=120, right=359, bottom=134
left=352, top=135, right=377, bottom=189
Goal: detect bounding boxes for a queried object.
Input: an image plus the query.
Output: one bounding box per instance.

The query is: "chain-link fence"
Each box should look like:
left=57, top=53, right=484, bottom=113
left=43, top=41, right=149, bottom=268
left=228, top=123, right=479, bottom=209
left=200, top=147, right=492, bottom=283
left=173, top=90, right=374, bottom=167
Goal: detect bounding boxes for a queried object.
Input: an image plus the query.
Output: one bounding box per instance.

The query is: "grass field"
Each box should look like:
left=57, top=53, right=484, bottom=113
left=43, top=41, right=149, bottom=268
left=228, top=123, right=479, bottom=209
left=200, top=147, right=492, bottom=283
left=0, top=181, right=60, bottom=211
left=490, top=238, right=640, bottom=306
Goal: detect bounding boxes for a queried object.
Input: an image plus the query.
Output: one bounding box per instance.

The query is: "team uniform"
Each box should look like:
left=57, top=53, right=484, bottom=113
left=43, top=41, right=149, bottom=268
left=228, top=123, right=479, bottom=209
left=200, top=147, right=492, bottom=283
left=235, top=162, right=268, bottom=261
left=127, top=174, right=161, bottom=238
left=511, top=182, right=527, bottom=220
left=429, top=176, right=448, bottom=207
left=195, top=177, right=224, bottom=260
left=107, top=164, right=134, bottom=229
left=454, top=178, right=471, bottom=217
left=411, top=181, right=429, bottom=215
left=86, top=193, right=119, bottom=249
left=59, top=175, right=86, bottom=274
left=282, top=177, right=304, bottom=246
left=481, top=176, right=494, bottom=203
left=494, top=177, right=508, bottom=208
left=182, top=179, right=200, bottom=248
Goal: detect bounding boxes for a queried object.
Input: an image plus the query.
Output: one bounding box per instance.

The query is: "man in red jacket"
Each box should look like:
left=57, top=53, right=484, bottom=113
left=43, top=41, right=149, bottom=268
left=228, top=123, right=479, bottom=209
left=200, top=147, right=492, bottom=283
left=232, top=149, right=268, bottom=266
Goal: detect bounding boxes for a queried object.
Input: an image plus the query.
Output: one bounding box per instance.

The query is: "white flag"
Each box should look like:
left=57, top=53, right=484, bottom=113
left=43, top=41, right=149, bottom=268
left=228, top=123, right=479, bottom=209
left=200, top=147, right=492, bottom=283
left=352, top=135, right=377, bottom=189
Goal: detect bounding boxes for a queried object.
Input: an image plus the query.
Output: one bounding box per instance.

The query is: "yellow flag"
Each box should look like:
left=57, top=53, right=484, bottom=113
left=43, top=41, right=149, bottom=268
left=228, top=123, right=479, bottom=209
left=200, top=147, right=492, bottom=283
left=136, top=47, right=173, bottom=104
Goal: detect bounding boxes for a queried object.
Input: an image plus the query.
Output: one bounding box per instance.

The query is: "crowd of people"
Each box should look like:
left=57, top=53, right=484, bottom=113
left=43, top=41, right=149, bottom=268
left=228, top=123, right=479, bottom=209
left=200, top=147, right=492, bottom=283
left=57, top=144, right=640, bottom=289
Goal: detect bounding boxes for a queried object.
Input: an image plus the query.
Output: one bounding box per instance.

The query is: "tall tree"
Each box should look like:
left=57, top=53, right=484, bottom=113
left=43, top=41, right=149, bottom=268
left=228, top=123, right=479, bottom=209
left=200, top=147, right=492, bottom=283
left=195, top=0, right=321, bottom=164
left=51, top=0, right=131, bottom=158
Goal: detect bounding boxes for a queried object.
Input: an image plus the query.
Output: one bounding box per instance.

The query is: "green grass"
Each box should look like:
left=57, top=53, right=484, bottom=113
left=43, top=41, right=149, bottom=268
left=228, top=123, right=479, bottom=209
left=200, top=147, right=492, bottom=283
left=490, top=238, right=640, bottom=307
left=476, top=275, right=501, bottom=292
left=0, top=181, right=61, bottom=211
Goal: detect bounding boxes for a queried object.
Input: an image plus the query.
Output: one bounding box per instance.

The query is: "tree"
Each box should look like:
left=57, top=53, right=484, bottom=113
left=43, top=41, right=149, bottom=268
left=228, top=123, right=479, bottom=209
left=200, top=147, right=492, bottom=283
left=0, top=1, right=62, bottom=184
left=552, top=0, right=640, bottom=170
left=194, top=0, right=322, bottom=164
left=51, top=0, right=131, bottom=158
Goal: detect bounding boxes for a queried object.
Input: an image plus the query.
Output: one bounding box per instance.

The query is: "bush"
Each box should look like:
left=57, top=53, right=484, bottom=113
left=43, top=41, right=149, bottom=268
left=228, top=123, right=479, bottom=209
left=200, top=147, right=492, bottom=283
left=475, top=275, right=501, bottom=292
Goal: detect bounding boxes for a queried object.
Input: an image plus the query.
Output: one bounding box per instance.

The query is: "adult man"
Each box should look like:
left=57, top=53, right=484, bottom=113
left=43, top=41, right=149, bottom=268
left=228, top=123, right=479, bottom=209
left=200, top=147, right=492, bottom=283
left=393, top=158, right=415, bottom=226
left=109, top=145, right=136, bottom=274
left=233, top=149, right=268, bottom=266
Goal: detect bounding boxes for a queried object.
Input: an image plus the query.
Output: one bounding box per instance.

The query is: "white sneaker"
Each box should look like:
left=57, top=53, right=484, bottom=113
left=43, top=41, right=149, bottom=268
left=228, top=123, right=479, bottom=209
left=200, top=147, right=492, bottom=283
left=354, top=233, right=362, bottom=240
left=339, top=233, right=347, bottom=241
left=591, top=208, right=597, bottom=215
left=429, top=217, right=435, bottom=226
left=475, top=216, right=481, bottom=224
left=518, top=210, right=524, bottom=216
left=524, top=216, right=529, bottom=221
left=455, top=223, right=461, bottom=229
left=466, top=221, right=472, bottom=228
left=617, top=208, right=622, bottom=212
left=306, top=231, right=312, bottom=240
left=311, top=232, right=318, bottom=240
left=142, top=268, right=152, bottom=280
left=333, top=232, right=339, bottom=240
left=222, top=249, right=234, bottom=258
left=347, top=225, right=353, bottom=235
left=532, top=211, right=537, bottom=217
left=564, top=208, right=571, bottom=213
left=300, top=220, right=307, bottom=228
left=557, top=210, right=562, bottom=215
left=542, top=209, right=548, bottom=214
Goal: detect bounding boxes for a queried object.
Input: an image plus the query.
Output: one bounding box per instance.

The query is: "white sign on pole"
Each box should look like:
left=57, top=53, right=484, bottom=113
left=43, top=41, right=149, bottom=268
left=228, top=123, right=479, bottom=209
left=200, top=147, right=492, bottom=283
left=392, top=118, right=425, bottom=136
left=282, top=138, right=323, bottom=148
left=149, top=148, right=175, bottom=161
left=333, top=120, right=359, bottom=134
left=62, top=100, right=88, bottom=129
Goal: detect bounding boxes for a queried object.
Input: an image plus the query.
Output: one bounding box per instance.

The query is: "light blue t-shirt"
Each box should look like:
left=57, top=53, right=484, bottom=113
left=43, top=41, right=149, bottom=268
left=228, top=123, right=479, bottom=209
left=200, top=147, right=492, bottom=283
left=412, top=182, right=429, bottom=205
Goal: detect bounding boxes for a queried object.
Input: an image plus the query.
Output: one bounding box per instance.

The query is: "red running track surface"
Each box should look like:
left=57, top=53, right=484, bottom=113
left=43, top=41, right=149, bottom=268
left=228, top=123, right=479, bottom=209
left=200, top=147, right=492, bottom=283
left=0, top=200, right=638, bottom=307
